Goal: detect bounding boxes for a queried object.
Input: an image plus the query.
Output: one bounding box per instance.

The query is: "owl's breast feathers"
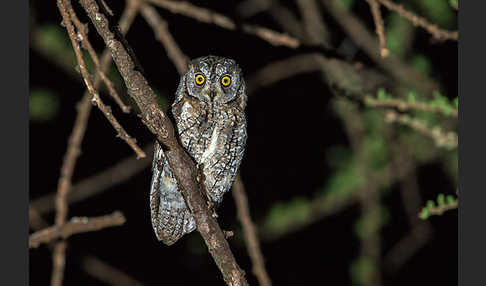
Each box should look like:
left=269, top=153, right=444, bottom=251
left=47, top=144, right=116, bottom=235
left=173, top=100, right=247, bottom=203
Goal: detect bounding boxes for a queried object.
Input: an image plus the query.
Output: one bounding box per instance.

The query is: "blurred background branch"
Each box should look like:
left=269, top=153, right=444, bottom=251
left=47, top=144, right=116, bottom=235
left=30, top=0, right=457, bottom=285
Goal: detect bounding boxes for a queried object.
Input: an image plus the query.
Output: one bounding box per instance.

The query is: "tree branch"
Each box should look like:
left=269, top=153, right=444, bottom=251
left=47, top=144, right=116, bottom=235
left=147, top=0, right=299, bottom=48
left=321, top=0, right=439, bottom=95
left=363, top=95, right=458, bottom=118
left=30, top=211, right=126, bottom=249
left=64, top=0, right=131, bottom=113
left=383, top=110, right=458, bottom=150
left=377, top=0, right=458, bottom=41
left=232, top=175, right=272, bottom=286
left=30, top=144, right=153, bottom=215
left=79, top=0, right=249, bottom=284
left=140, top=4, right=189, bottom=74
left=365, top=0, right=389, bottom=57
left=57, top=0, right=145, bottom=159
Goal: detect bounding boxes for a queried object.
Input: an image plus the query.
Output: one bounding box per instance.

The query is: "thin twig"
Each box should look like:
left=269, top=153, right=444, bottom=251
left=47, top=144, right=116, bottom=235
left=384, top=110, right=458, bottom=150
left=364, top=95, right=458, bottom=118
left=79, top=0, right=249, bottom=284
left=147, top=0, right=299, bottom=48
left=321, top=0, right=438, bottom=95
left=50, top=2, right=141, bottom=284
left=29, top=206, right=145, bottom=286
left=296, top=0, right=332, bottom=47
left=383, top=134, right=432, bottom=273
left=232, top=175, right=272, bottom=286
left=237, top=0, right=307, bottom=40
left=30, top=211, right=126, bottom=249
left=335, top=99, right=382, bottom=286
left=64, top=0, right=131, bottom=113
left=54, top=2, right=94, bottom=284
left=365, top=0, right=389, bottom=57
left=140, top=4, right=189, bottom=74
left=31, top=144, right=153, bottom=215
left=58, top=0, right=145, bottom=159
left=81, top=255, right=146, bottom=286
left=420, top=200, right=458, bottom=218
left=247, top=53, right=388, bottom=95
left=377, top=0, right=458, bottom=41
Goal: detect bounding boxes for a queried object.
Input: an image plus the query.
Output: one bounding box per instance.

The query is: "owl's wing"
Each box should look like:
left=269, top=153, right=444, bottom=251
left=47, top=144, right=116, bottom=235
left=150, top=141, right=196, bottom=245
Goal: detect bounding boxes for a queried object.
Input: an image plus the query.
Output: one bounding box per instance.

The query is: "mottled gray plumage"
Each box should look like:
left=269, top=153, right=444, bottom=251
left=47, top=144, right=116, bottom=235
left=150, top=56, right=247, bottom=245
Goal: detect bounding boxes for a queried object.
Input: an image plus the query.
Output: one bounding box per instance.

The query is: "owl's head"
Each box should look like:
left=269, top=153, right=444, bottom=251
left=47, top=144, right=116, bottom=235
left=181, top=55, right=246, bottom=109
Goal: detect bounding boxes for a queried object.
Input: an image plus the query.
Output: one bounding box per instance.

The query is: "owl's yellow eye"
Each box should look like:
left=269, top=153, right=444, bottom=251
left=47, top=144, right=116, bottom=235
left=221, top=75, right=231, bottom=87
left=195, top=74, right=205, bottom=86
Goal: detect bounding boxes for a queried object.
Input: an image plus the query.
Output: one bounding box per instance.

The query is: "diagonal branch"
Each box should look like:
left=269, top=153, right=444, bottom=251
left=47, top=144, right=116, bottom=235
left=30, top=211, right=126, bottom=249
left=64, top=0, right=130, bottom=113
left=79, top=0, right=248, bottom=284
left=57, top=0, right=145, bottom=159
left=364, top=0, right=389, bottom=57
left=321, top=0, right=438, bottom=95
left=51, top=1, right=141, bottom=284
left=232, top=174, right=272, bottom=286
left=30, top=144, right=153, bottom=215
left=140, top=4, right=189, bottom=74
left=147, top=0, right=299, bottom=48
left=141, top=9, right=271, bottom=284
left=377, top=0, right=458, bottom=41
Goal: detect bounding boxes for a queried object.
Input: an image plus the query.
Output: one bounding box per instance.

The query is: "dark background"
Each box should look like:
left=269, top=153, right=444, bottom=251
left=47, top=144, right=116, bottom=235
left=29, top=0, right=457, bottom=285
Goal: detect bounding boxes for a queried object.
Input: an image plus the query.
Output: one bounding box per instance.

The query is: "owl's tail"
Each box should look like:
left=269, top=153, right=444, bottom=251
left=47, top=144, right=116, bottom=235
left=150, top=142, right=196, bottom=245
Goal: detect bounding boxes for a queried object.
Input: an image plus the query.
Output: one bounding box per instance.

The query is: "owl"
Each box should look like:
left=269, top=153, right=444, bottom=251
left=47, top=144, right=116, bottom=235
left=150, top=56, right=247, bottom=245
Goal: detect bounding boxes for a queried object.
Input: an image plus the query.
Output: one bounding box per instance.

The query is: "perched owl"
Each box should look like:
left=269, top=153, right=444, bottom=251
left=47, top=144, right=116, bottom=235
left=150, top=56, right=247, bottom=245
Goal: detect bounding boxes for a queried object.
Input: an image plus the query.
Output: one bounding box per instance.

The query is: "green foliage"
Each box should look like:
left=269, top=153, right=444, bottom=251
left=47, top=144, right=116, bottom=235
left=413, top=0, right=455, bottom=28
left=338, top=0, right=355, bottom=10
left=354, top=206, right=389, bottom=239
left=37, top=24, right=76, bottom=66
left=449, top=0, right=458, bottom=9
left=447, top=194, right=456, bottom=204
left=400, top=129, right=438, bottom=162
left=385, top=13, right=413, bottom=57
left=419, top=193, right=458, bottom=219
left=326, top=145, right=353, bottom=170
left=376, top=88, right=392, bottom=101
left=408, top=90, right=417, bottom=103
left=29, top=89, right=60, bottom=122
left=411, top=54, right=432, bottom=76
left=323, top=161, right=361, bottom=198
left=350, top=255, right=375, bottom=285
left=262, top=197, right=311, bottom=234
left=362, top=110, right=389, bottom=170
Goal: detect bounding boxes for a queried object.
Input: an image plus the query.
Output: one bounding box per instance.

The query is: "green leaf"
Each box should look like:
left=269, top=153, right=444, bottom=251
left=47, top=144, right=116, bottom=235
left=350, top=255, right=375, bottom=285
left=411, top=54, right=432, bottom=76
left=29, top=89, right=60, bottom=122
left=339, top=0, right=355, bottom=10
left=437, top=193, right=445, bottom=206
left=449, top=0, right=458, bottom=9
left=385, top=13, right=412, bottom=57
left=377, top=88, right=387, bottom=100
left=419, top=208, right=430, bottom=220
left=414, top=0, right=455, bottom=28
left=446, top=195, right=456, bottom=204
left=408, top=91, right=417, bottom=103
left=426, top=200, right=436, bottom=209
